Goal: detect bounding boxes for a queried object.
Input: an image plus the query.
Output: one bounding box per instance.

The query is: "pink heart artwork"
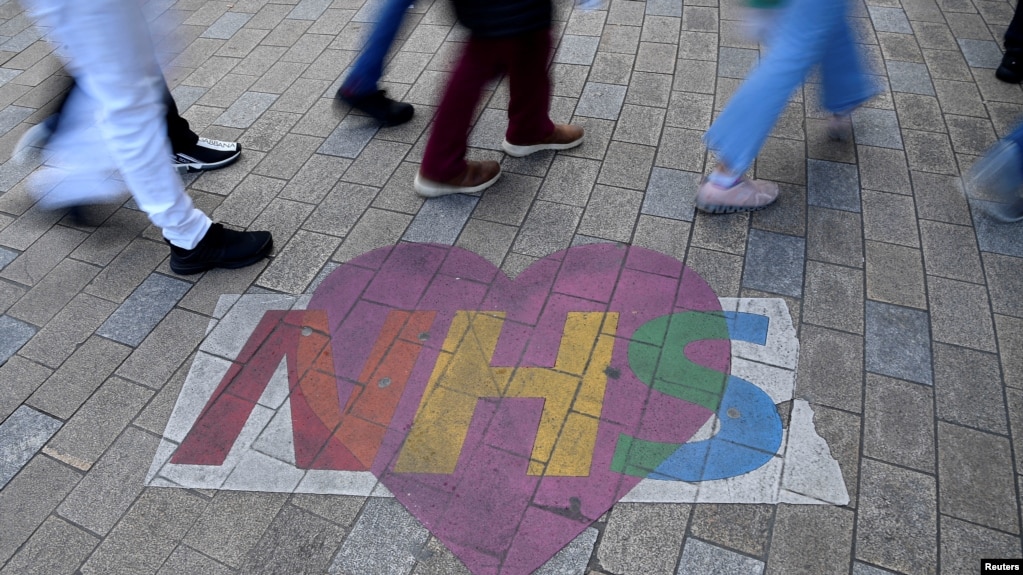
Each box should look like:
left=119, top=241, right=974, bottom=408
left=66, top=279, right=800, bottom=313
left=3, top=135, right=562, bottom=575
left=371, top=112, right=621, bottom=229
left=174, top=242, right=731, bottom=575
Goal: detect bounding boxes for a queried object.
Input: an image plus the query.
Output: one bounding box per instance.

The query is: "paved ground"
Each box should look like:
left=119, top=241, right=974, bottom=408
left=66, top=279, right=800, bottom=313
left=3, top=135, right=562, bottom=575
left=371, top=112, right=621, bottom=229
left=2, top=0, right=1023, bottom=573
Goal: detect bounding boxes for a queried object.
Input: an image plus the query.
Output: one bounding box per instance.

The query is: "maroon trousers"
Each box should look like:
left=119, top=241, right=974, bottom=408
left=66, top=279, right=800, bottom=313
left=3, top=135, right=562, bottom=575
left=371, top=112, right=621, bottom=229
left=420, top=28, right=555, bottom=182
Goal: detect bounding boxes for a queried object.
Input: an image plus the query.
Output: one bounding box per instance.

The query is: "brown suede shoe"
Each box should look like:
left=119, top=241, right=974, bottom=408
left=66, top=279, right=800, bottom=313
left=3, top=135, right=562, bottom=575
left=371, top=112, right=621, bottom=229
left=414, top=160, right=502, bottom=198
left=502, top=124, right=584, bottom=157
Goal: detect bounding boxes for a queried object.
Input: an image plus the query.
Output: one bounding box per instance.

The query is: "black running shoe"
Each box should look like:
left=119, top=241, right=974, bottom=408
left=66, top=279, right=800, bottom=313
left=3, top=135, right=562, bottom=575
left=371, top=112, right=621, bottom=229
left=173, top=138, right=241, bottom=173
left=337, top=89, right=414, bottom=126
left=167, top=223, right=273, bottom=275
left=997, top=51, right=1023, bottom=83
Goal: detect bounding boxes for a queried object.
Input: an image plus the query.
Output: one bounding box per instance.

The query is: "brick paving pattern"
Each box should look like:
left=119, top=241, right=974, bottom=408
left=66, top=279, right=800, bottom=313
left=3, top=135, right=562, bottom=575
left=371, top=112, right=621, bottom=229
left=1, top=0, right=1023, bottom=573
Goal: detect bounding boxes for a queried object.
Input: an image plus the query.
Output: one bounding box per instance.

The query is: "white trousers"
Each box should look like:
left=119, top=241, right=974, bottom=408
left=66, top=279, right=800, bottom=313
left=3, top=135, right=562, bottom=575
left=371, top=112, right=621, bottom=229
left=21, top=0, right=210, bottom=249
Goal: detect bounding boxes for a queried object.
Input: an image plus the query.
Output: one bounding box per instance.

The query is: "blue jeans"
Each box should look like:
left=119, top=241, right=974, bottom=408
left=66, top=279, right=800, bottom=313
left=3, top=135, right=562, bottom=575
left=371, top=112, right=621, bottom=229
left=705, top=0, right=877, bottom=175
left=341, top=0, right=417, bottom=96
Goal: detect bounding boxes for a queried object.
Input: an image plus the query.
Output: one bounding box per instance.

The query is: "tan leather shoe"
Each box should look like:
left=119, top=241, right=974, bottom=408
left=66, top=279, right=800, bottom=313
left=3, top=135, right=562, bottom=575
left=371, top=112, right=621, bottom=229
left=502, top=124, right=584, bottom=157
left=414, top=160, right=502, bottom=198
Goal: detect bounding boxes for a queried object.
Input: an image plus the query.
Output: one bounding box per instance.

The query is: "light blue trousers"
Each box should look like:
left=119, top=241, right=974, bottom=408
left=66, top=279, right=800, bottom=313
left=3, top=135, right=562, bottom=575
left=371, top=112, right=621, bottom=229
left=705, top=0, right=877, bottom=175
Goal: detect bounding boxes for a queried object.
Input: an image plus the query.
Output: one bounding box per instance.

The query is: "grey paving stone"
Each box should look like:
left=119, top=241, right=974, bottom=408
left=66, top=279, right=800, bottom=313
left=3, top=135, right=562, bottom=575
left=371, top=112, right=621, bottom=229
left=576, top=82, right=627, bottom=120
left=614, top=104, right=665, bottom=147
left=0, top=515, right=98, bottom=575
left=256, top=230, right=341, bottom=293
left=577, top=184, right=643, bottom=242
left=682, top=245, right=740, bottom=297
left=717, top=47, right=758, bottom=81
left=410, top=536, right=472, bottom=575
left=214, top=91, right=278, bottom=128
left=156, top=546, right=235, bottom=575
left=911, top=171, right=971, bottom=225
left=971, top=200, right=1023, bottom=258
left=861, top=190, right=918, bottom=247
left=288, top=0, right=333, bottom=21
left=933, top=343, right=1007, bottom=434
left=511, top=200, right=582, bottom=258
left=655, top=126, right=704, bottom=172
left=865, top=300, right=932, bottom=385
left=765, top=506, right=854, bottom=575
left=115, top=309, right=211, bottom=389
left=643, top=167, right=698, bottom=222
left=807, top=159, right=861, bottom=212
left=983, top=253, right=1023, bottom=318
left=928, top=275, right=997, bottom=352
left=238, top=504, right=348, bottom=575
left=24, top=333, right=126, bottom=419
left=957, top=38, right=1003, bottom=69
left=45, top=377, right=152, bottom=469
left=677, top=538, right=764, bottom=575
left=940, top=515, right=1023, bottom=575
left=806, top=207, right=864, bottom=268
left=599, top=503, right=690, bottom=575
left=329, top=498, right=431, bottom=575
left=937, top=422, right=1020, bottom=534
left=0, top=405, right=61, bottom=489
left=918, top=220, right=984, bottom=283
left=0, top=225, right=88, bottom=286
left=868, top=6, right=912, bottom=34
left=0, top=455, right=81, bottom=565
left=0, top=355, right=51, bottom=423
left=857, top=146, right=910, bottom=196
left=341, top=139, right=412, bottom=186
left=0, top=246, right=16, bottom=271
left=80, top=488, right=208, bottom=575
left=0, top=314, right=35, bottom=366
left=865, top=241, right=926, bottom=309
left=863, top=374, right=935, bottom=472
left=184, top=491, right=289, bottom=568
left=995, top=314, right=1023, bottom=388
left=555, top=34, right=600, bottom=65
left=794, top=324, right=864, bottom=412
left=56, top=425, right=159, bottom=535
left=598, top=140, right=656, bottom=191
left=403, top=193, right=478, bottom=244
left=202, top=12, right=252, bottom=39
left=852, top=562, right=900, bottom=575
left=852, top=108, right=903, bottom=150
left=742, top=229, right=805, bottom=298
left=802, top=261, right=864, bottom=334
left=688, top=504, right=773, bottom=558
left=855, top=459, right=937, bottom=575
left=534, top=527, right=598, bottom=575
left=645, top=0, right=683, bottom=17
left=885, top=60, right=934, bottom=95
left=96, top=271, right=187, bottom=346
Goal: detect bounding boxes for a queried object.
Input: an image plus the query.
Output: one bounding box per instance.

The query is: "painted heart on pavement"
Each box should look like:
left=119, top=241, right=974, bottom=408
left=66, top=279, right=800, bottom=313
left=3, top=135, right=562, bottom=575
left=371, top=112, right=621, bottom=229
left=306, top=243, right=731, bottom=575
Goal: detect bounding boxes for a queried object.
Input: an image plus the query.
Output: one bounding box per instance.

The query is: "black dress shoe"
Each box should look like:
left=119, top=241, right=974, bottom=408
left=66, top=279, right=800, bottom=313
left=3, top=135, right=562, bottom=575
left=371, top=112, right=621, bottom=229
left=997, top=51, right=1023, bottom=83
left=167, top=223, right=273, bottom=275
left=336, top=89, right=414, bottom=126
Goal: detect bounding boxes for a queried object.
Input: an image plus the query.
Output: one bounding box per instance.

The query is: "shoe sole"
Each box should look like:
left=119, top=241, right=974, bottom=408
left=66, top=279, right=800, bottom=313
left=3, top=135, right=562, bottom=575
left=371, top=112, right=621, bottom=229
left=334, top=94, right=415, bottom=127
left=501, top=136, right=584, bottom=158
left=169, top=236, right=273, bottom=275
left=174, top=150, right=241, bottom=174
left=695, top=201, right=774, bottom=215
left=414, top=171, right=501, bottom=198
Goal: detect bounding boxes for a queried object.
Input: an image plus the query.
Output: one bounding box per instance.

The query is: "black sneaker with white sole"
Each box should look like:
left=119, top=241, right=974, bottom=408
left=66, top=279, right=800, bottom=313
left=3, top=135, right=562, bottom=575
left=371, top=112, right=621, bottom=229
left=173, top=137, right=241, bottom=173
left=167, top=223, right=273, bottom=275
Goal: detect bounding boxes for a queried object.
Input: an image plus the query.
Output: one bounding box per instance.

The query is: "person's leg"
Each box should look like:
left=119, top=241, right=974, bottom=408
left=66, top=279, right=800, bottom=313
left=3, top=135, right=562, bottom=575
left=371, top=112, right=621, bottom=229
left=998, top=4, right=1023, bottom=83
left=500, top=28, right=583, bottom=157
left=337, top=0, right=416, bottom=125
left=704, top=0, right=848, bottom=177
left=415, top=36, right=502, bottom=197
left=22, top=0, right=271, bottom=272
